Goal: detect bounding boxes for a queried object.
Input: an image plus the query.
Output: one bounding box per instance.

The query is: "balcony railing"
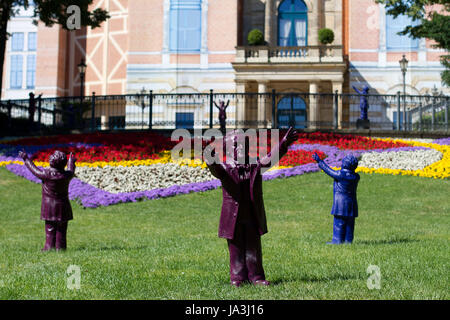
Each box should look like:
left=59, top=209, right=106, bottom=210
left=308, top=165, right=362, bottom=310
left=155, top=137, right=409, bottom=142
left=235, top=45, right=344, bottom=64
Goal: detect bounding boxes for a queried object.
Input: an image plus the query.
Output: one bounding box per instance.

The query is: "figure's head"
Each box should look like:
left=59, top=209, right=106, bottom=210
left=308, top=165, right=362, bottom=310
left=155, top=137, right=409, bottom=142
left=49, top=150, right=67, bottom=170
left=341, top=154, right=358, bottom=171
left=363, top=85, right=369, bottom=93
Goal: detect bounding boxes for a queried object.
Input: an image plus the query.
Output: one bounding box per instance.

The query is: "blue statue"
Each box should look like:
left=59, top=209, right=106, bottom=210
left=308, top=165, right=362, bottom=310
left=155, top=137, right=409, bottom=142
left=313, top=153, right=360, bottom=244
left=352, top=85, right=369, bottom=120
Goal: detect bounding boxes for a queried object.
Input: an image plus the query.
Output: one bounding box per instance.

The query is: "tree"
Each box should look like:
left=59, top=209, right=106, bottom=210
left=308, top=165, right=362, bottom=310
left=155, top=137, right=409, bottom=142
left=0, top=0, right=110, bottom=98
left=376, top=0, right=450, bottom=86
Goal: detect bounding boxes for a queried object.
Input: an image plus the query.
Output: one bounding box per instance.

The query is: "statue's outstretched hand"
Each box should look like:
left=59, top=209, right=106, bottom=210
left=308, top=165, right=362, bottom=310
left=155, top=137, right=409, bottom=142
left=283, top=127, right=298, bottom=146
left=69, top=152, right=77, bottom=163
left=18, top=150, right=28, bottom=160
left=312, top=152, right=321, bottom=163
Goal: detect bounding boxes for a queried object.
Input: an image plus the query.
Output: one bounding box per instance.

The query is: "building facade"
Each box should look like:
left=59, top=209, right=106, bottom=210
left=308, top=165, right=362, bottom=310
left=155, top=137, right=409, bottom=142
left=347, top=0, right=449, bottom=128
left=1, top=0, right=448, bottom=129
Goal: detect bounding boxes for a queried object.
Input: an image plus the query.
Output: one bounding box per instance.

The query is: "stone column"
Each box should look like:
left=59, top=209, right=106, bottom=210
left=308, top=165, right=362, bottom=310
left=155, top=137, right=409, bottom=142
left=162, top=0, right=170, bottom=66
left=264, top=0, right=273, bottom=46
left=332, top=81, right=343, bottom=129
left=309, top=82, right=319, bottom=129
left=310, top=0, right=322, bottom=46
left=236, top=81, right=246, bottom=128
left=258, top=81, right=268, bottom=128
left=200, top=0, right=209, bottom=68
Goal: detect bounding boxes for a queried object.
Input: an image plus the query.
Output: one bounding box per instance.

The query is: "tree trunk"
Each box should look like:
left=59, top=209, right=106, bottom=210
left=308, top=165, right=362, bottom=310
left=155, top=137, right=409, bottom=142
left=0, top=2, right=12, bottom=100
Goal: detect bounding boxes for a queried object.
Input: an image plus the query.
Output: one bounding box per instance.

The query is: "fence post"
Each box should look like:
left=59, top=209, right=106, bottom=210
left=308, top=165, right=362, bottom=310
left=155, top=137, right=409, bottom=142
left=271, top=89, right=276, bottom=129
left=403, top=94, right=407, bottom=131
left=445, top=97, right=449, bottom=133
left=209, top=89, right=213, bottom=129
left=396, top=91, right=401, bottom=131
left=52, top=103, right=56, bottom=127
left=37, top=95, right=42, bottom=131
left=91, top=92, right=96, bottom=131
left=149, top=90, right=153, bottom=130
left=333, top=90, right=338, bottom=130
left=431, top=97, right=435, bottom=132
left=418, top=102, right=422, bottom=132
left=7, top=100, right=12, bottom=129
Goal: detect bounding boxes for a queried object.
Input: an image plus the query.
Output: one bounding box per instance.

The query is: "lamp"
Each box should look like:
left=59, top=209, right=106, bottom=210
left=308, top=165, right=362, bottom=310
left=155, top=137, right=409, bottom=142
left=77, top=59, right=87, bottom=100
left=399, top=54, right=408, bottom=130
left=139, top=87, right=147, bottom=129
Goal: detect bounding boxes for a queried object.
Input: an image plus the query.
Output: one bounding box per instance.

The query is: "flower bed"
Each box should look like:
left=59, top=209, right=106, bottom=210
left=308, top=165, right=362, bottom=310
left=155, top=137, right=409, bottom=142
left=1, top=132, right=448, bottom=208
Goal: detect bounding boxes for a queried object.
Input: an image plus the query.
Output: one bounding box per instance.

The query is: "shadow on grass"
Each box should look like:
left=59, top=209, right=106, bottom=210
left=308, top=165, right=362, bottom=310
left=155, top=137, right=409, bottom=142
left=74, top=245, right=149, bottom=251
left=268, top=272, right=362, bottom=285
left=356, top=238, right=419, bottom=245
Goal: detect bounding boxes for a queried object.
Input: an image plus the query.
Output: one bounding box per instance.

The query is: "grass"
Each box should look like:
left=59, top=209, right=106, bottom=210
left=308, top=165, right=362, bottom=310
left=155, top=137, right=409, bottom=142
left=0, top=167, right=448, bottom=300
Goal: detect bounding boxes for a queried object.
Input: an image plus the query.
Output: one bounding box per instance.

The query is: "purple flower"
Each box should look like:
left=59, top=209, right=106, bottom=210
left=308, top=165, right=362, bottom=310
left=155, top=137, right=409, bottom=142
left=432, top=137, right=450, bottom=145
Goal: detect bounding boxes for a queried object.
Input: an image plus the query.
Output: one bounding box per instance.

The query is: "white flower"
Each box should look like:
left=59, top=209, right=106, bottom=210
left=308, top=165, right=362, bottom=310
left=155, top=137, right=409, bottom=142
left=359, top=149, right=442, bottom=171
left=75, top=163, right=214, bottom=193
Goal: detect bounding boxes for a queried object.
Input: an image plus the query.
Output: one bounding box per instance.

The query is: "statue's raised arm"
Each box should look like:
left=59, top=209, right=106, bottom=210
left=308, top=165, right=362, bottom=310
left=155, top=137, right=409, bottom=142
left=352, top=85, right=362, bottom=95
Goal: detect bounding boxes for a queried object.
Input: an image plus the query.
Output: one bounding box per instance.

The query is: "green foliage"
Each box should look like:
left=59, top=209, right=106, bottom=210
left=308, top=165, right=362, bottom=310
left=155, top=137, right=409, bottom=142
left=376, top=0, right=450, bottom=86
left=318, top=28, right=335, bottom=45
left=247, top=29, right=265, bottom=46
left=0, top=168, right=449, bottom=299
left=413, top=108, right=448, bottom=130
left=4, top=0, right=110, bottom=30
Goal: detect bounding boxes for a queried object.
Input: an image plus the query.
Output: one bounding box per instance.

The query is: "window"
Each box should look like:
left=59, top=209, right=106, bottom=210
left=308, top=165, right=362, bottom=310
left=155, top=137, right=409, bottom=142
left=28, top=32, right=37, bottom=51
left=11, top=33, right=24, bottom=51
left=386, top=13, right=419, bottom=50
left=176, top=112, right=194, bottom=129
left=26, top=55, right=36, bottom=89
left=277, top=96, right=307, bottom=129
left=10, top=55, right=23, bottom=89
left=169, top=0, right=202, bottom=52
left=278, top=0, right=308, bottom=46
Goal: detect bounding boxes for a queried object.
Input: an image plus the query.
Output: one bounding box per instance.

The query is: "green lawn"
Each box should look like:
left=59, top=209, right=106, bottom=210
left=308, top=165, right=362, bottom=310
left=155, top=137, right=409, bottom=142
left=0, top=167, right=448, bottom=300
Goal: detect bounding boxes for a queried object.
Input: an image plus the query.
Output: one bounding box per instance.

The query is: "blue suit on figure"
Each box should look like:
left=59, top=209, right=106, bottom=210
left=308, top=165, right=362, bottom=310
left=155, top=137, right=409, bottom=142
left=313, top=153, right=360, bottom=244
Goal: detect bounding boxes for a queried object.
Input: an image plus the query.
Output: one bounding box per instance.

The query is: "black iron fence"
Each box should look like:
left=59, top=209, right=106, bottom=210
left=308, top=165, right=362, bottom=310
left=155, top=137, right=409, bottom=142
left=0, top=91, right=448, bottom=135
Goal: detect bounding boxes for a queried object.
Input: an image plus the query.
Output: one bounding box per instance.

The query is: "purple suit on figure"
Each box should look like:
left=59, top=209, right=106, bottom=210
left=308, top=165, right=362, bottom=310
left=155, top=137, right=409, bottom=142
left=205, top=128, right=297, bottom=286
left=19, top=150, right=76, bottom=251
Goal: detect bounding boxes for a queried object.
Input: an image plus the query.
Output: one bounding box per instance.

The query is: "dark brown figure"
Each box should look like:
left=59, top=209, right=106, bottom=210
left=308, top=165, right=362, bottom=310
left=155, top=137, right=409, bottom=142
left=28, top=92, right=36, bottom=128
left=18, top=150, right=76, bottom=251
left=204, top=128, right=298, bottom=287
left=214, top=100, right=229, bottom=134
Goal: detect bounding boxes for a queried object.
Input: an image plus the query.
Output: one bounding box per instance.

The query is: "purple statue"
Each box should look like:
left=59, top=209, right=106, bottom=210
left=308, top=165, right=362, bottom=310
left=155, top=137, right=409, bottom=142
left=204, top=128, right=298, bottom=287
left=352, top=85, right=369, bottom=120
left=313, top=153, right=360, bottom=244
left=18, top=150, right=76, bottom=251
left=214, top=100, right=230, bottom=133
left=28, top=92, right=36, bottom=126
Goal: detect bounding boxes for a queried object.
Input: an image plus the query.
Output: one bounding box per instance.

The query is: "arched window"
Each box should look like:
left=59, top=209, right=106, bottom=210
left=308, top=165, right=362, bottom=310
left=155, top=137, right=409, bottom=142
left=278, top=0, right=308, bottom=46
left=170, top=0, right=202, bottom=52
left=386, top=13, right=419, bottom=50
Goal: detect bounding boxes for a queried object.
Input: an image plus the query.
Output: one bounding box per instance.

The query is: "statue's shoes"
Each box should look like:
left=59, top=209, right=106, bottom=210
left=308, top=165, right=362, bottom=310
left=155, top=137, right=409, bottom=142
left=253, top=280, right=270, bottom=286
left=326, top=241, right=343, bottom=245
left=231, top=280, right=243, bottom=288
